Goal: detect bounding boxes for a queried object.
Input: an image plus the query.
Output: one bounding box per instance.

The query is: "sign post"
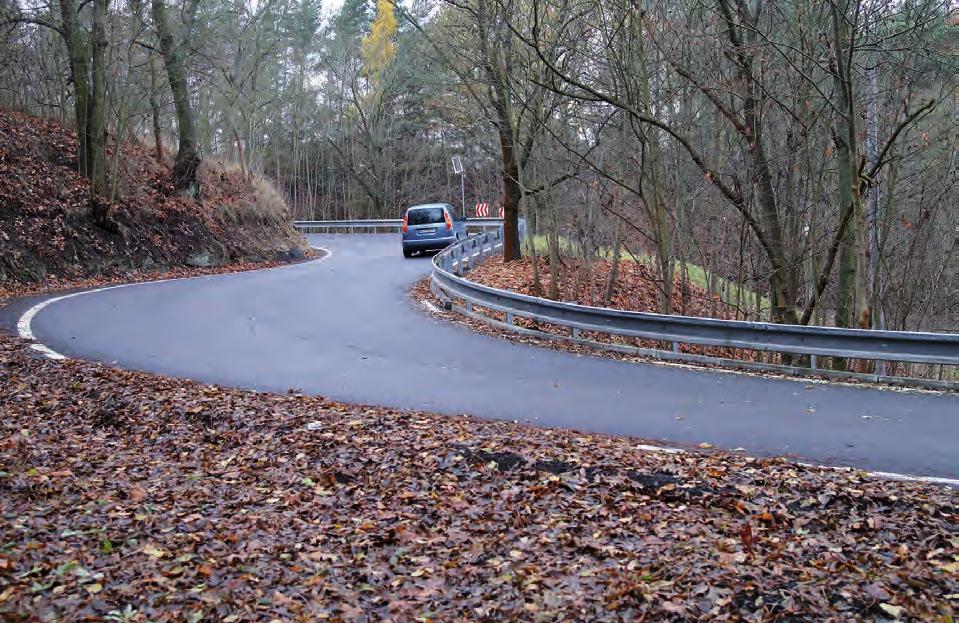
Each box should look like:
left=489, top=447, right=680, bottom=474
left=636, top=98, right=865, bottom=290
left=451, top=156, right=465, bottom=219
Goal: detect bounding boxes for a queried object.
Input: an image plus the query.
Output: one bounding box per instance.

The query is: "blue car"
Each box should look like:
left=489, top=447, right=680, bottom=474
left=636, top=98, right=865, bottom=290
left=401, top=203, right=466, bottom=258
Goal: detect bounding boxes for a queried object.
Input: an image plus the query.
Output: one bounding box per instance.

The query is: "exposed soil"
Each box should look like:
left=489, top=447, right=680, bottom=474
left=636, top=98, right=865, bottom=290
left=0, top=109, right=309, bottom=289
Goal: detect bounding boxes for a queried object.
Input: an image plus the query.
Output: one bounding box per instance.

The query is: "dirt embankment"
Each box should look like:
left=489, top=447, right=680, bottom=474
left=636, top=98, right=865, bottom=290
left=0, top=109, right=309, bottom=294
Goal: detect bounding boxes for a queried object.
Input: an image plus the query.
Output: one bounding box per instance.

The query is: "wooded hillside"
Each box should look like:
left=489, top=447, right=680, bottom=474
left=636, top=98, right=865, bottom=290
left=0, top=0, right=954, bottom=336
left=0, top=109, right=307, bottom=286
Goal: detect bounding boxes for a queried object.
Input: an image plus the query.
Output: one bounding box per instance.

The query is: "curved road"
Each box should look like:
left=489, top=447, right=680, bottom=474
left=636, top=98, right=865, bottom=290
left=11, top=234, right=959, bottom=479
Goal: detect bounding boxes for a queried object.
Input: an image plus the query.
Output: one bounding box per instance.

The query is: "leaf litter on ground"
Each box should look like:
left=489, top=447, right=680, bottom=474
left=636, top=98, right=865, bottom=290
left=1, top=330, right=956, bottom=621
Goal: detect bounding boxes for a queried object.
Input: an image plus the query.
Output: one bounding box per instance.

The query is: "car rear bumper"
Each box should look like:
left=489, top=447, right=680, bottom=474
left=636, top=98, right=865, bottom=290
left=403, top=235, right=456, bottom=251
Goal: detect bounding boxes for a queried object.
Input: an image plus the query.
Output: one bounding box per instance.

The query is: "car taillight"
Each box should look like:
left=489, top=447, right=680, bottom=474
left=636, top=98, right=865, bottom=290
left=444, top=212, right=452, bottom=230
left=402, top=214, right=408, bottom=233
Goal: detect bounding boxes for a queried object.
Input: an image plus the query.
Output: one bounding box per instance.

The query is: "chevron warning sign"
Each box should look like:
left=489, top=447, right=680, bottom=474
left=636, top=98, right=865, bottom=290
left=475, top=203, right=504, bottom=218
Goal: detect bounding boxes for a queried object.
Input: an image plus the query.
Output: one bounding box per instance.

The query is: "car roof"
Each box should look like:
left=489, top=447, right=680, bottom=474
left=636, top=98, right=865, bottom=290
left=406, top=203, right=448, bottom=211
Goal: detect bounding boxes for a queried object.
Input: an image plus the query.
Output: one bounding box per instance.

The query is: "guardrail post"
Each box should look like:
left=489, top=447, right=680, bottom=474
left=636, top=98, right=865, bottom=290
left=506, top=312, right=514, bottom=325
left=810, top=354, right=817, bottom=369
left=671, top=341, right=678, bottom=353
left=571, top=327, right=580, bottom=339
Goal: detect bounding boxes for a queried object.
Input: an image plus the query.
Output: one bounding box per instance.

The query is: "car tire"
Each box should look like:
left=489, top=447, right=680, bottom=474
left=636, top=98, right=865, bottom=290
left=403, top=248, right=413, bottom=258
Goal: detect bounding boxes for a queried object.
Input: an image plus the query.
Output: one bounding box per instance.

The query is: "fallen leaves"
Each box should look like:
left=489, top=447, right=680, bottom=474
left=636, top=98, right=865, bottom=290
left=129, top=485, right=147, bottom=502
left=141, top=545, right=167, bottom=559
left=465, top=255, right=757, bottom=359
left=0, top=108, right=309, bottom=300
left=879, top=602, right=905, bottom=618
left=0, top=331, right=956, bottom=620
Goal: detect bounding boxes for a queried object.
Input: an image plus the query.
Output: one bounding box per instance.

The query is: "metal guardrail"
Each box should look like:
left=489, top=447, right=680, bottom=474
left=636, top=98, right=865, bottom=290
left=431, top=231, right=959, bottom=388
left=294, top=218, right=505, bottom=232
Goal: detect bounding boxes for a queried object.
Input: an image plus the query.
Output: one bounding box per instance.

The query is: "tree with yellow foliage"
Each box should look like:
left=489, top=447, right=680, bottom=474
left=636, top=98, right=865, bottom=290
left=362, top=0, right=397, bottom=85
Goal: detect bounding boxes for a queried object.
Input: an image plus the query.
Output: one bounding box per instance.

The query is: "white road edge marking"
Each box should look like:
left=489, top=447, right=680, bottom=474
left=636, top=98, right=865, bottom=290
left=634, top=443, right=958, bottom=486
left=634, top=443, right=685, bottom=454
left=17, top=246, right=333, bottom=361
left=635, top=443, right=958, bottom=486
left=420, top=299, right=442, bottom=314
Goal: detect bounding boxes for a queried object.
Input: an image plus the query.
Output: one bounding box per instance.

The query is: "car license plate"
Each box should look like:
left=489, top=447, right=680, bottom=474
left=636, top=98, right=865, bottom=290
left=419, top=228, right=436, bottom=235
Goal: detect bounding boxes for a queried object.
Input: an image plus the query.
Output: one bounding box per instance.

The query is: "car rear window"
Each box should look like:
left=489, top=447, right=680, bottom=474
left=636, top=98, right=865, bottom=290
left=407, top=207, right=446, bottom=225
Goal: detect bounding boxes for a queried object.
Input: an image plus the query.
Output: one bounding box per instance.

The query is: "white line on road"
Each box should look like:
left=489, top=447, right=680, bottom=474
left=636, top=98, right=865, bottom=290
left=631, top=442, right=957, bottom=485
left=420, top=299, right=443, bottom=314
left=634, top=443, right=685, bottom=454
left=17, top=246, right=333, bottom=360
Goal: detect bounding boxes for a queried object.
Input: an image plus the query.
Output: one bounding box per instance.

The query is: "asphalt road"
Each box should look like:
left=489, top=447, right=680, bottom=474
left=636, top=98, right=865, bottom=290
left=12, top=234, right=959, bottom=479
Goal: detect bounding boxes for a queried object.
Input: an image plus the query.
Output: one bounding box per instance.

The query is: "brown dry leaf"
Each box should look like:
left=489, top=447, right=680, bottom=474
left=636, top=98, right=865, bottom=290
left=129, top=485, right=147, bottom=501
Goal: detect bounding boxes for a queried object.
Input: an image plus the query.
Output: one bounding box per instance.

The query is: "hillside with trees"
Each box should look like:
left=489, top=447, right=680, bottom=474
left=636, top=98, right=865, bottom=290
left=0, top=109, right=307, bottom=287
left=0, top=0, right=954, bottom=335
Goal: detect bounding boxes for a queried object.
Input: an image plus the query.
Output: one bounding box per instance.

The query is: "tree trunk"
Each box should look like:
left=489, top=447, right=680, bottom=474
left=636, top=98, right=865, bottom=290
left=865, top=65, right=883, bottom=333
left=58, top=0, right=109, bottom=222
left=632, top=19, right=673, bottom=314
left=604, top=223, right=623, bottom=306
left=547, top=195, right=560, bottom=299
left=717, top=0, right=798, bottom=325
left=528, top=197, right=541, bottom=295
left=151, top=0, right=201, bottom=197
left=87, top=0, right=109, bottom=208
left=58, top=0, right=90, bottom=177
left=475, top=0, right=522, bottom=262
left=494, top=94, right=522, bottom=262
left=234, top=129, right=248, bottom=183
left=829, top=0, right=869, bottom=369
left=148, top=53, right=164, bottom=162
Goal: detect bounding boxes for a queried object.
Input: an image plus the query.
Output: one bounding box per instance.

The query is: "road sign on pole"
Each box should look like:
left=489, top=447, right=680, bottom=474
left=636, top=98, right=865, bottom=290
left=451, top=156, right=466, bottom=218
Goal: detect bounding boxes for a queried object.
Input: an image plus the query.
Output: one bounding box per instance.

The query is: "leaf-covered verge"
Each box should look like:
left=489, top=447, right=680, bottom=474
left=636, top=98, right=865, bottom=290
left=469, top=255, right=739, bottom=320
left=0, top=332, right=956, bottom=621
left=0, top=109, right=309, bottom=288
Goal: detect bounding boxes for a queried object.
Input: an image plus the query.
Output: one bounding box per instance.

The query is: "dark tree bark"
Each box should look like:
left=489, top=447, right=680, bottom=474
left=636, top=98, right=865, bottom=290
left=718, top=0, right=798, bottom=325
left=151, top=0, right=202, bottom=197
left=58, top=0, right=90, bottom=177
left=58, top=0, right=110, bottom=222
left=148, top=53, right=165, bottom=162
left=495, top=105, right=523, bottom=262
left=88, top=0, right=109, bottom=208
left=477, top=0, right=522, bottom=262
